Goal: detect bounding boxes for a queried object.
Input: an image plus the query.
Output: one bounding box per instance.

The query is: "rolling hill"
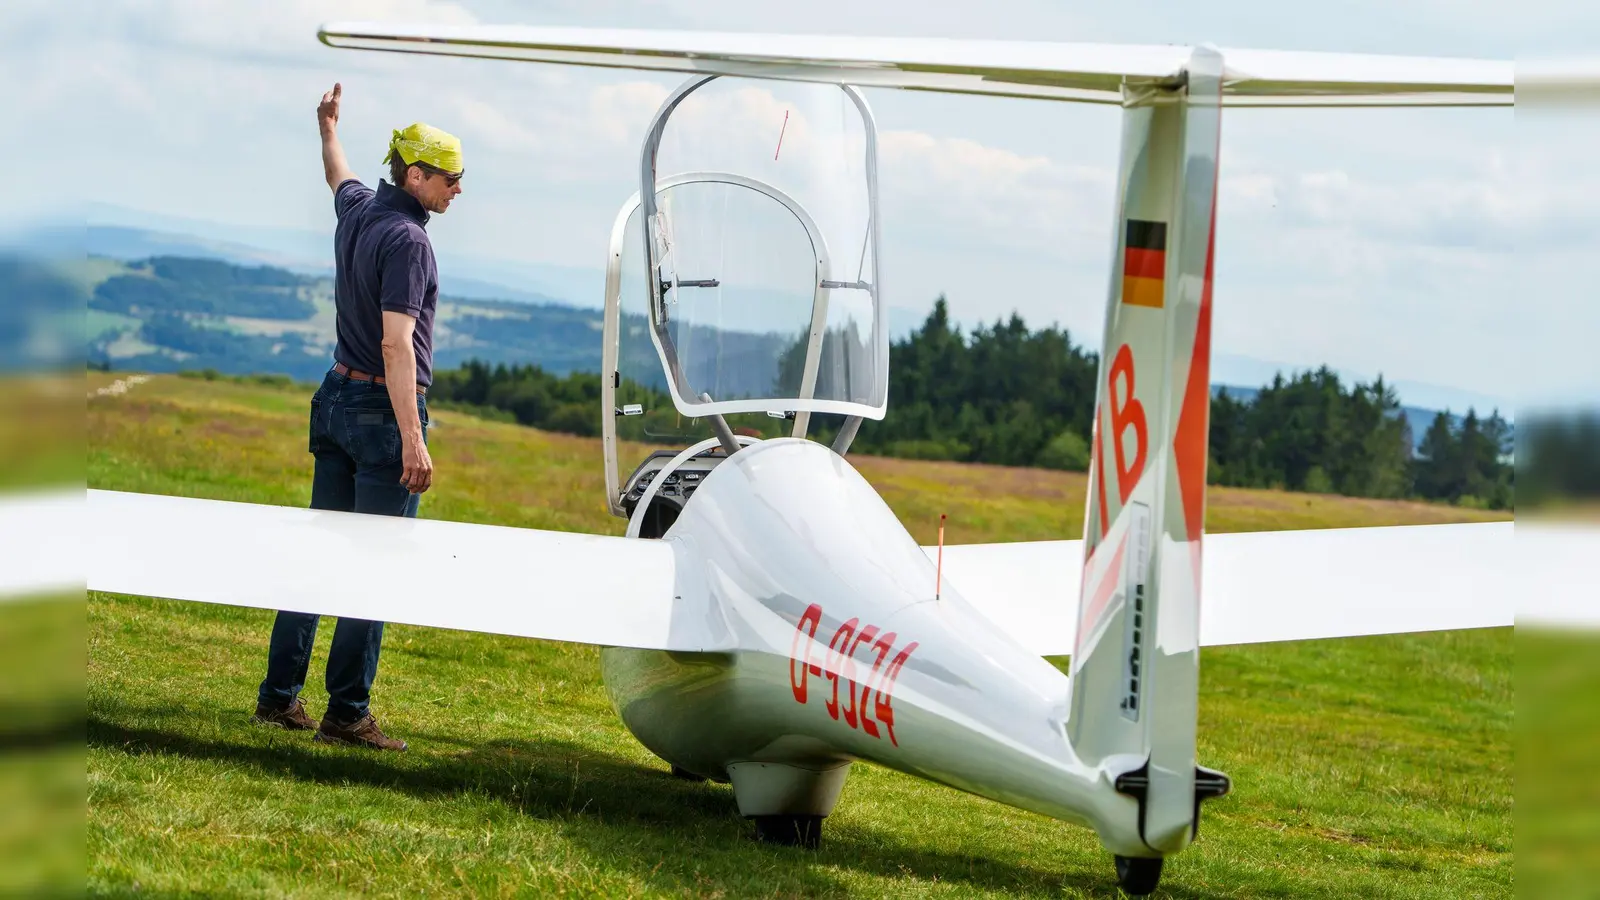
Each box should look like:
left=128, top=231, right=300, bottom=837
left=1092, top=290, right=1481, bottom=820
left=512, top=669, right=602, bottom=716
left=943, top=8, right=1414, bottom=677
left=83, top=254, right=811, bottom=400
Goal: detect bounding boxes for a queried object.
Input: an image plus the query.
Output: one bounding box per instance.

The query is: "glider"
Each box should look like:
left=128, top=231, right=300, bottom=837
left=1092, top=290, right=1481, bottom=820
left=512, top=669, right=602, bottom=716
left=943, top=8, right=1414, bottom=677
left=75, top=24, right=1535, bottom=895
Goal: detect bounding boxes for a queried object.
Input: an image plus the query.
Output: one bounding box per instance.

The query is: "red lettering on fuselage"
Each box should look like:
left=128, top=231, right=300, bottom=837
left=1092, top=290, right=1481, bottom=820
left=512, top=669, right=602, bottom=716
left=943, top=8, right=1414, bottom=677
left=787, top=605, right=917, bottom=747
left=1108, top=344, right=1148, bottom=504
left=789, top=603, right=823, bottom=703
left=841, top=625, right=879, bottom=728
left=824, top=617, right=859, bottom=721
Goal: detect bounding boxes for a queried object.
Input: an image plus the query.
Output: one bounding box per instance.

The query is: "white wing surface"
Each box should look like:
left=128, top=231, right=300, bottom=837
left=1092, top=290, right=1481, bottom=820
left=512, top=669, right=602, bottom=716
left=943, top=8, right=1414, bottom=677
left=82, top=490, right=1540, bottom=654
left=319, top=23, right=1512, bottom=107
left=87, top=490, right=679, bottom=649
left=930, top=523, right=1515, bottom=656
left=0, top=489, right=83, bottom=600
left=1515, top=521, right=1600, bottom=628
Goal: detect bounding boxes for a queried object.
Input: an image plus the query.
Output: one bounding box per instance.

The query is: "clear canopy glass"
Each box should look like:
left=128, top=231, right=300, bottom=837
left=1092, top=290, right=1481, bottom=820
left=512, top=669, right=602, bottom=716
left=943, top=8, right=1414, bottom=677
left=638, top=76, right=887, bottom=421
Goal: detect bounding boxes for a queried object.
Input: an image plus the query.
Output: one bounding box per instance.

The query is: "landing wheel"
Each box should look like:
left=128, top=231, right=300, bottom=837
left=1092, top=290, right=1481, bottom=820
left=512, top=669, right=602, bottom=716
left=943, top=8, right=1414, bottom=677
left=669, top=765, right=707, bottom=782
left=752, top=814, right=823, bottom=850
left=1114, top=855, right=1162, bottom=896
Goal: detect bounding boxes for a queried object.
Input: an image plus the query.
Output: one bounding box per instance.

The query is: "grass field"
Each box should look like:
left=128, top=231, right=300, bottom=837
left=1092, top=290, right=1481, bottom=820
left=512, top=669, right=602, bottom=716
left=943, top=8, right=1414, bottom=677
left=87, top=374, right=1513, bottom=898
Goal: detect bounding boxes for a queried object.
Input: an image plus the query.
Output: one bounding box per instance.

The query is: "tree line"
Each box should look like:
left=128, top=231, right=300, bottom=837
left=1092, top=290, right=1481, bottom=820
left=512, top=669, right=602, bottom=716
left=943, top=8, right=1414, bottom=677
left=847, top=300, right=1098, bottom=469
left=430, top=361, right=608, bottom=437
left=1211, top=370, right=1512, bottom=509
left=430, top=297, right=1514, bottom=509
left=1517, top=411, right=1600, bottom=508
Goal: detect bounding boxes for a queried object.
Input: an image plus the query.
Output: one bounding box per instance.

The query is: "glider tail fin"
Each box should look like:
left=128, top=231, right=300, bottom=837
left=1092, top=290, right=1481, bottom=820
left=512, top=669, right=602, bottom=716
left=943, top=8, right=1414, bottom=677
left=1066, top=48, right=1229, bottom=856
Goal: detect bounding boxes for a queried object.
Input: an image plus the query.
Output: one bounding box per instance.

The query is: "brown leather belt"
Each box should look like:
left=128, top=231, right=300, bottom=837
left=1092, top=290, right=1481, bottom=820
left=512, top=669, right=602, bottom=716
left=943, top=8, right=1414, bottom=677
left=333, top=362, right=426, bottom=396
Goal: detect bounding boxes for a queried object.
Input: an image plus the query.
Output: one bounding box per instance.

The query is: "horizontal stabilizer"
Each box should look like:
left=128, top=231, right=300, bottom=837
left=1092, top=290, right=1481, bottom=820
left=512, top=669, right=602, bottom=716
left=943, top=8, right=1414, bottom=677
left=87, top=490, right=679, bottom=649
left=319, top=23, right=1512, bottom=107
left=930, top=523, right=1515, bottom=655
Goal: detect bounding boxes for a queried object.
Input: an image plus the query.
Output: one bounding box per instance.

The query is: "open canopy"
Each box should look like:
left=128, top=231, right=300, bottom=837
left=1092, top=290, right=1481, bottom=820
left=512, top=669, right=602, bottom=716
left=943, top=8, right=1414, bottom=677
left=635, top=76, right=888, bottom=422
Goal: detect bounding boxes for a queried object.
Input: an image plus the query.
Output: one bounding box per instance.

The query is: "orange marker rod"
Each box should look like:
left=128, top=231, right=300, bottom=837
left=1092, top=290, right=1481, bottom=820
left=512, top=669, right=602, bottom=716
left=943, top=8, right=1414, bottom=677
left=774, top=110, right=790, bottom=160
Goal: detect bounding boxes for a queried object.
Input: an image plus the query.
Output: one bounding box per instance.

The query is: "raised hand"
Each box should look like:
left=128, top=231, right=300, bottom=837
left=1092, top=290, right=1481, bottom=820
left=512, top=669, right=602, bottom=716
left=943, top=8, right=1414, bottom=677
left=317, top=82, right=355, bottom=190
left=318, top=83, right=342, bottom=134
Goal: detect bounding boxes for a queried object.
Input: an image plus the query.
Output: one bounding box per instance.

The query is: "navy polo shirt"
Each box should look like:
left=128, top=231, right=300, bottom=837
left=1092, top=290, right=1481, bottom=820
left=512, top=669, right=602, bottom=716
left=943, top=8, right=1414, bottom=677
left=330, top=179, right=438, bottom=387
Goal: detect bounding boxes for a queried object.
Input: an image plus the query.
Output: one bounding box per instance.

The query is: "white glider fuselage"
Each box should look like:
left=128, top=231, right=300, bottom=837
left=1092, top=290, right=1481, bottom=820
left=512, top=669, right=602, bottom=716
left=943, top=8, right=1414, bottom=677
left=601, top=437, right=1147, bottom=854
left=601, top=50, right=1232, bottom=861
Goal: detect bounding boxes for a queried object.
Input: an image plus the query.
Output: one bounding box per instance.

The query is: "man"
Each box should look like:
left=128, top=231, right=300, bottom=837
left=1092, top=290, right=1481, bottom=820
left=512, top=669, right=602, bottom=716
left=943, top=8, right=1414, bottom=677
left=250, top=83, right=463, bottom=750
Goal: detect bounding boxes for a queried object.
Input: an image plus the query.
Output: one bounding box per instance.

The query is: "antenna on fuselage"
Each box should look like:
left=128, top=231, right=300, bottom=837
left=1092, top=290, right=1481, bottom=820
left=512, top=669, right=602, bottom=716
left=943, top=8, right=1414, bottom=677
left=936, top=513, right=947, bottom=602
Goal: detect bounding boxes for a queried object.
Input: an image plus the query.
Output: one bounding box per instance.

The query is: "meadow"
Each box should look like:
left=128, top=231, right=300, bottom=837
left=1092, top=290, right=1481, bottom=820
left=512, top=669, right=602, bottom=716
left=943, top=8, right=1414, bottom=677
left=86, top=373, right=1512, bottom=898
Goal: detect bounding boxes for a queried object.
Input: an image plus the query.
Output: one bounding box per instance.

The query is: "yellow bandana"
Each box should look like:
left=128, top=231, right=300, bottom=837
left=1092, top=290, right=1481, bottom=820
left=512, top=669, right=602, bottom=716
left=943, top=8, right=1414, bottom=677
left=385, top=122, right=463, bottom=174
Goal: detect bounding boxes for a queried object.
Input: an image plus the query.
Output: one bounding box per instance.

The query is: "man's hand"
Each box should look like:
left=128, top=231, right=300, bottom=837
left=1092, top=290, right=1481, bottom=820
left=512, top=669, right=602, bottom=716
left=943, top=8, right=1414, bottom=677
left=401, top=432, right=433, bottom=494
left=319, top=83, right=356, bottom=191
left=380, top=310, right=431, bottom=494
left=318, top=83, right=342, bottom=134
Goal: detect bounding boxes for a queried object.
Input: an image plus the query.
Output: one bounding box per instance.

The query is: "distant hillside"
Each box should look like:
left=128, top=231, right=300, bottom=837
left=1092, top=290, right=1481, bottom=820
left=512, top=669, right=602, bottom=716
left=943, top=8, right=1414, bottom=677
left=85, top=225, right=578, bottom=308
left=83, top=221, right=929, bottom=338
left=81, top=254, right=794, bottom=395
left=0, top=253, right=84, bottom=373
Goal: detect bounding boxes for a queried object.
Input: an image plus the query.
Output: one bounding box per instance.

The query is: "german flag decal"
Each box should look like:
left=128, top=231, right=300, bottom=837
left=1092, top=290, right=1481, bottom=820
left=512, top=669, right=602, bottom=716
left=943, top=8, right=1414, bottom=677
left=1122, top=219, right=1167, bottom=309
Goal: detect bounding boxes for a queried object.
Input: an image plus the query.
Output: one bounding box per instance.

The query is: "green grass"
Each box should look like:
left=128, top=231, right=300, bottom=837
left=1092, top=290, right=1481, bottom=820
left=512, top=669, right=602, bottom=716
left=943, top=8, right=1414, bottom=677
left=0, top=374, right=82, bottom=491
left=86, top=375, right=1512, bottom=898
left=88, top=374, right=1508, bottom=543
left=1516, top=629, right=1600, bottom=895
left=1, top=595, right=86, bottom=898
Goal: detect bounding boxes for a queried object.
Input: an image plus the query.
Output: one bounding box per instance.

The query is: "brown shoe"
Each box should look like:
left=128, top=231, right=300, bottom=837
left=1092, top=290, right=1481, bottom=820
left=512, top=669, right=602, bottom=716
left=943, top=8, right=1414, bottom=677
left=251, top=698, right=317, bottom=730
left=313, top=712, right=407, bottom=751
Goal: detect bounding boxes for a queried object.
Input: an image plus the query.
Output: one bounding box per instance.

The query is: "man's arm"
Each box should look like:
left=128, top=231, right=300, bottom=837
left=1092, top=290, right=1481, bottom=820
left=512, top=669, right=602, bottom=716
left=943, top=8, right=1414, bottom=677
left=318, top=83, right=358, bottom=192
left=380, top=310, right=433, bottom=494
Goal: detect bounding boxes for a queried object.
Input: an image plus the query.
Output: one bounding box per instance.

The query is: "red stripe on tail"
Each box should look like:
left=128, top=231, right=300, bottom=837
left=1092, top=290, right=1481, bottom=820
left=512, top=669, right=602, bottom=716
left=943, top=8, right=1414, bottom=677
left=1173, top=178, right=1219, bottom=556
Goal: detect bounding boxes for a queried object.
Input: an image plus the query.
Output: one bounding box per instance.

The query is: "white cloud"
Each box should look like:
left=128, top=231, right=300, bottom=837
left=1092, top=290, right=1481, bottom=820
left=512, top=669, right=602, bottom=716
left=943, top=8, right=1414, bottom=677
left=879, top=131, right=1113, bottom=256
left=80, top=0, right=478, bottom=64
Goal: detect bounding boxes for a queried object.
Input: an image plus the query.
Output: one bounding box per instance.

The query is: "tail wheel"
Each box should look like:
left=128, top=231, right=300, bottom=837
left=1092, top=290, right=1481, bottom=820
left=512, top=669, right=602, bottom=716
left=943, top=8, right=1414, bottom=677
left=1114, top=855, right=1162, bottom=896
left=752, top=814, right=823, bottom=850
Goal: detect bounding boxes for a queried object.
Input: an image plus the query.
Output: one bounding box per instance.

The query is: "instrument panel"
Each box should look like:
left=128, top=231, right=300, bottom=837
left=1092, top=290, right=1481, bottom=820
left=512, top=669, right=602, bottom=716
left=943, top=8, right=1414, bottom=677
left=619, top=449, right=730, bottom=516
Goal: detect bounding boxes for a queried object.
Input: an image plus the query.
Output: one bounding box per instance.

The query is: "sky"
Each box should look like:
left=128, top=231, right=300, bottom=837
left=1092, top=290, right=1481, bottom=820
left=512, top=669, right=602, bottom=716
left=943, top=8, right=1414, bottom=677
left=12, top=0, right=1598, bottom=413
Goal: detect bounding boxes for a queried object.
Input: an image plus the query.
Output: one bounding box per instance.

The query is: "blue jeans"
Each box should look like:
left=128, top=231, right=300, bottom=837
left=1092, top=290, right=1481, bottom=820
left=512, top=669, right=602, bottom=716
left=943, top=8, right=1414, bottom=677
left=257, top=370, right=429, bottom=723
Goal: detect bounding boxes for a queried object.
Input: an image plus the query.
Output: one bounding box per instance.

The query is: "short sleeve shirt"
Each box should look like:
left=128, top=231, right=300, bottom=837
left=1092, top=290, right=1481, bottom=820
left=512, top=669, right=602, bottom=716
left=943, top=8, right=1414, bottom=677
left=330, top=179, right=439, bottom=386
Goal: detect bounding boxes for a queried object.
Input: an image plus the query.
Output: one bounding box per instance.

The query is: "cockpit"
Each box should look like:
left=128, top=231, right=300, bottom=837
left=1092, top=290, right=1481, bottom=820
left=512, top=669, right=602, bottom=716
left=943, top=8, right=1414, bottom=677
left=600, top=75, right=888, bottom=537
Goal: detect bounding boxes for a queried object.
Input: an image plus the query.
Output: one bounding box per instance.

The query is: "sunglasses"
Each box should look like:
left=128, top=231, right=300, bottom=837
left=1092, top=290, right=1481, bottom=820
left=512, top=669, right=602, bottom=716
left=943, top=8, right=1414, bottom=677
left=414, top=161, right=463, bottom=187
